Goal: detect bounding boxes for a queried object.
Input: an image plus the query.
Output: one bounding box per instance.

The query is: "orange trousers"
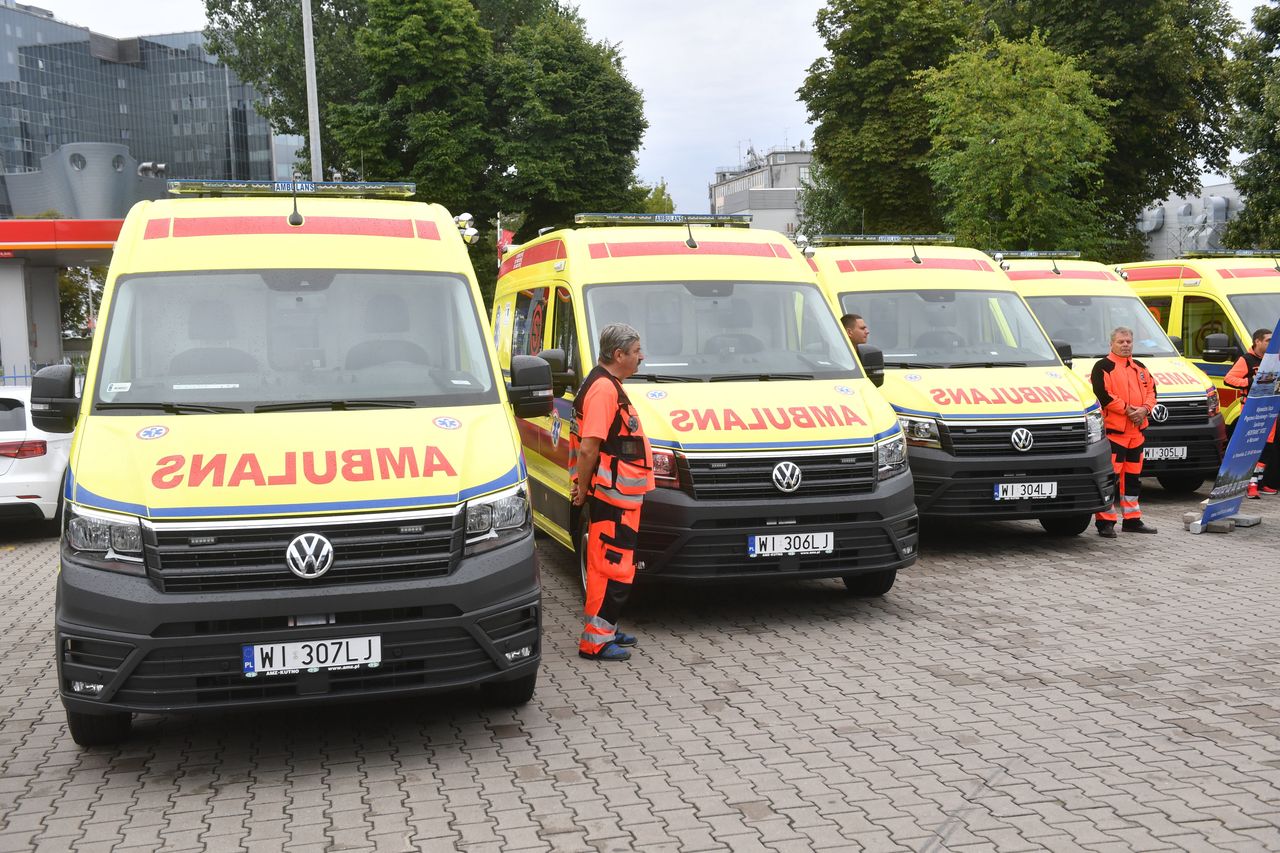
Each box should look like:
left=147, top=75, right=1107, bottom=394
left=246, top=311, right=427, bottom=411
left=579, top=499, right=641, bottom=654
left=1097, top=440, right=1144, bottom=525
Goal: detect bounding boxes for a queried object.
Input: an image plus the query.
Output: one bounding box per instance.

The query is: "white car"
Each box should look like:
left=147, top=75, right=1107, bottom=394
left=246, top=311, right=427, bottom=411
left=1, top=386, right=72, bottom=529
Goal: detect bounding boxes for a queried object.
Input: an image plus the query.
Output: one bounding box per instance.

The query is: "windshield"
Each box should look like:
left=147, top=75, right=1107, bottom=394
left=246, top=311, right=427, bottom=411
left=583, top=281, right=860, bottom=381
left=94, top=269, right=496, bottom=411
left=839, top=289, right=1059, bottom=368
left=1024, top=295, right=1178, bottom=359
left=1229, top=293, right=1280, bottom=339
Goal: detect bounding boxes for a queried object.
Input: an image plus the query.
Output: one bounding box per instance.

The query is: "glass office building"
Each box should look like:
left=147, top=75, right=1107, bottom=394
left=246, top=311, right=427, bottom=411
left=0, top=2, right=295, bottom=213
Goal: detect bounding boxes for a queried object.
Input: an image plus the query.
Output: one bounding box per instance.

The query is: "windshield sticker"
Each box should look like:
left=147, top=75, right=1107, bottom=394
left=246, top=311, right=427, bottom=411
left=172, top=383, right=241, bottom=390
left=106, top=382, right=132, bottom=393
left=137, top=425, right=169, bottom=440
left=646, top=390, right=668, bottom=400
left=434, top=416, right=462, bottom=430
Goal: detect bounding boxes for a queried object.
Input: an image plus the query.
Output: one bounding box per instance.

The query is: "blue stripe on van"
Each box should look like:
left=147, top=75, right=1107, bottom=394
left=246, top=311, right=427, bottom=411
left=68, top=465, right=523, bottom=519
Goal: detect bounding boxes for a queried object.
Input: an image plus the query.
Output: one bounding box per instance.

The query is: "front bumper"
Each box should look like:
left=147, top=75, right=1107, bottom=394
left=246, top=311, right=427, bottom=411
left=634, top=470, right=918, bottom=583
left=909, top=439, right=1114, bottom=519
left=56, top=532, right=540, bottom=716
left=1140, top=415, right=1226, bottom=476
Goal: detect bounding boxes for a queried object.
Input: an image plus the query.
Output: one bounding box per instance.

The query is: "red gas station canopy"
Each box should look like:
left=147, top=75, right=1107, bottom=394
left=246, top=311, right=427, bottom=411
left=0, top=219, right=123, bottom=267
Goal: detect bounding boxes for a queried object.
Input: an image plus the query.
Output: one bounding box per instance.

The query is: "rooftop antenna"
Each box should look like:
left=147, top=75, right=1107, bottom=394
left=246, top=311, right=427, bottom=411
left=1051, top=257, right=1061, bottom=275
left=287, top=173, right=303, bottom=226
left=684, top=217, right=698, bottom=249
left=910, top=242, right=922, bottom=264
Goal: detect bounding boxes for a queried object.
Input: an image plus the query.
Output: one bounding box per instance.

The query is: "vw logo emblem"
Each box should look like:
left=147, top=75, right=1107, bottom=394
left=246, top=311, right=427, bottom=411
left=1010, top=427, right=1035, bottom=452
left=772, top=461, right=803, bottom=493
left=285, top=533, right=334, bottom=579
left=1151, top=403, right=1169, bottom=423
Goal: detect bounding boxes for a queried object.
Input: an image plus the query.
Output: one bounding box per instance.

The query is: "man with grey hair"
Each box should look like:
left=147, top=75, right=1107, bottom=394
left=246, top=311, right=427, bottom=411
left=1091, top=326, right=1158, bottom=537
left=569, top=323, right=654, bottom=661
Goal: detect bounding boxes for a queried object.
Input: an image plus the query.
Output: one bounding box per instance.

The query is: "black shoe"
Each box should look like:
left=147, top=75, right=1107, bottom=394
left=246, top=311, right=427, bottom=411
left=1122, top=521, right=1157, bottom=534
left=1097, top=524, right=1117, bottom=539
left=578, top=642, right=631, bottom=661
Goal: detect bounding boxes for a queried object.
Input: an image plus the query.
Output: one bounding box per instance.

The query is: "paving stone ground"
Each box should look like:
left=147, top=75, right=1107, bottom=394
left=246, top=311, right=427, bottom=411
left=2, top=486, right=1280, bottom=852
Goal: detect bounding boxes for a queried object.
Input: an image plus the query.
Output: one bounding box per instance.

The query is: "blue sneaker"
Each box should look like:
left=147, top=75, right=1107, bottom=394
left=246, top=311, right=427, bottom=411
left=613, top=631, right=638, bottom=647
left=579, top=642, right=631, bottom=661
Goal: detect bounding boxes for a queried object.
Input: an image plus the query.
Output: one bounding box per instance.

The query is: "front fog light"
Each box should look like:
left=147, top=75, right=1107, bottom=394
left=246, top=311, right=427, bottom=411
left=70, top=681, right=104, bottom=696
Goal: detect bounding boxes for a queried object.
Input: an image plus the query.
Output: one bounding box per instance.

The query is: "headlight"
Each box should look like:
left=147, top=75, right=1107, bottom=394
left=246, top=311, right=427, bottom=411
left=465, top=486, right=530, bottom=556
left=876, top=433, right=909, bottom=480
left=65, top=505, right=144, bottom=570
left=652, top=448, right=679, bottom=488
left=897, top=415, right=941, bottom=448
left=1207, top=387, right=1220, bottom=418
left=1085, top=409, right=1104, bottom=444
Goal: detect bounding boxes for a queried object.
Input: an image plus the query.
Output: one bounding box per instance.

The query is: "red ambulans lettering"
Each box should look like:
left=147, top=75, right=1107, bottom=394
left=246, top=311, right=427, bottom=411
left=928, top=385, right=1079, bottom=405
left=151, top=446, right=457, bottom=489
left=669, top=405, right=866, bottom=432
left=1152, top=371, right=1201, bottom=387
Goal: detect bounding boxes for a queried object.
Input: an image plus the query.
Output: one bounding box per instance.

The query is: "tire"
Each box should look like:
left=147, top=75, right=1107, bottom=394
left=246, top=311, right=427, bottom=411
left=481, top=670, right=537, bottom=707
left=842, top=568, right=896, bottom=597
left=65, top=709, right=131, bottom=747
left=1156, top=473, right=1206, bottom=495
left=1038, top=514, right=1092, bottom=536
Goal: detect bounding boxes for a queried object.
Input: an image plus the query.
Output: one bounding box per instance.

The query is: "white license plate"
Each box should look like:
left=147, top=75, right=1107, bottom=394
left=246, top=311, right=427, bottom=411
left=993, top=481, right=1058, bottom=500
left=243, top=635, right=381, bottom=677
left=1144, top=445, right=1188, bottom=461
left=748, top=531, right=833, bottom=557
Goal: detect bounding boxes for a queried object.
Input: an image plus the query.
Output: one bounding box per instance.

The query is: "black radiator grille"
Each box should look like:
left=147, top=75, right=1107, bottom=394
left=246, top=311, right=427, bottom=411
left=681, top=449, right=877, bottom=499
left=945, top=419, right=1087, bottom=456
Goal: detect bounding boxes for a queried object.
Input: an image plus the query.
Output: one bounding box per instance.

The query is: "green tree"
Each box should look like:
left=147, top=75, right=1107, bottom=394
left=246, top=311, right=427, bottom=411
left=919, top=33, right=1114, bottom=253
left=798, top=0, right=973, bottom=234
left=1224, top=1, right=1280, bottom=249
left=58, top=267, right=106, bottom=339
left=796, top=157, right=862, bottom=238
left=980, top=0, right=1237, bottom=249
left=636, top=179, right=676, bottom=214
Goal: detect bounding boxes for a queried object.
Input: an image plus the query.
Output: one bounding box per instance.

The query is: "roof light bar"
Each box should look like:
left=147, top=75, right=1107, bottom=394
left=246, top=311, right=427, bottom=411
left=166, top=179, right=416, bottom=198
left=814, top=234, right=955, bottom=246
left=573, top=212, right=752, bottom=227
left=987, top=250, right=1081, bottom=259
left=1182, top=249, right=1280, bottom=258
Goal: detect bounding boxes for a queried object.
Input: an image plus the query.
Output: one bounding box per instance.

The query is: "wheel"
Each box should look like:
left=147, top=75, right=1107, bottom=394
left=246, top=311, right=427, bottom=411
left=574, top=508, right=590, bottom=601
left=1039, top=514, right=1092, bottom=536
left=65, top=709, right=131, bottom=747
left=1156, top=473, right=1206, bottom=495
left=842, top=569, right=896, bottom=596
left=481, top=670, right=537, bottom=707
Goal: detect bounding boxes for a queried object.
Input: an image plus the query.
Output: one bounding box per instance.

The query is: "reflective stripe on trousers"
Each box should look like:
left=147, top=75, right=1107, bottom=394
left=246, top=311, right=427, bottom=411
left=580, top=498, right=642, bottom=655
left=1098, top=440, right=1144, bottom=523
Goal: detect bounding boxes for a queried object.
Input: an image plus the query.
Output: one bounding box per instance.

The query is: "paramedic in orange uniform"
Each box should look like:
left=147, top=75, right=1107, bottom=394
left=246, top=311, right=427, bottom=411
left=570, top=323, right=655, bottom=661
left=1092, top=326, right=1159, bottom=537
left=1225, top=328, right=1278, bottom=496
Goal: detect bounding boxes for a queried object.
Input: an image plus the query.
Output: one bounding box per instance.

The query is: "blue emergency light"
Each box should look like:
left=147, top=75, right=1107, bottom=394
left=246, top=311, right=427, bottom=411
left=573, top=212, right=752, bottom=227
left=166, top=179, right=416, bottom=198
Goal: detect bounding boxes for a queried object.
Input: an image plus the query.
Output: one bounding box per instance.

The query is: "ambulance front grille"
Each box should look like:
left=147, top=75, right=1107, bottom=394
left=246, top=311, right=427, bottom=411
left=679, top=449, right=877, bottom=499
left=144, top=512, right=461, bottom=593
left=943, top=419, right=1087, bottom=456
left=1155, top=396, right=1210, bottom=425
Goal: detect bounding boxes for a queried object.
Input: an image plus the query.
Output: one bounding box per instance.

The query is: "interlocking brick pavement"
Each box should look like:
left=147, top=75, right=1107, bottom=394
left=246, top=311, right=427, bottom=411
left=2, top=486, right=1280, bottom=851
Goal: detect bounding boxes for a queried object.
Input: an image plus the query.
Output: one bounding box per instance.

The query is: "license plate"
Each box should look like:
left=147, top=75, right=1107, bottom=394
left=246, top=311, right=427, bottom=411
left=993, top=481, right=1058, bottom=500
left=243, top=635, right=381, bottom=677
left=1144, top=445, right=1187, bottom=461
left=748, top=531, right=833, bottom=557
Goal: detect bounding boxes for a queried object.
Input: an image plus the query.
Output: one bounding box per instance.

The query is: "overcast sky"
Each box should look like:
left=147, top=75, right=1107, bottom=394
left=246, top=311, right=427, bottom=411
left=36, top=0, right=1263, bottom=213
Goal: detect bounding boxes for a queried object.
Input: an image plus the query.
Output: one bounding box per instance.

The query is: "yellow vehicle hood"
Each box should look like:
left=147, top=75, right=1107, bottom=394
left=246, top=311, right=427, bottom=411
left=67, top=407, right=522, bottom=520
left=1068, top=355, right=1212, bottom=399
left=881, top=367, right=1101, bottom=419
left=606, top=379, right=899, bottom=451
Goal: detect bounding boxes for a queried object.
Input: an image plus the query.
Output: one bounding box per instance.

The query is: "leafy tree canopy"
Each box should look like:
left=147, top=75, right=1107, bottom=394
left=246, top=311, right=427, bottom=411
left=636, top=179, right=676, bottom=214
left=918, top=32, right=1114, bottom=255
left=1224, top=1, right=1280, bottom=249
left=796, top=157, right=862, bottom=238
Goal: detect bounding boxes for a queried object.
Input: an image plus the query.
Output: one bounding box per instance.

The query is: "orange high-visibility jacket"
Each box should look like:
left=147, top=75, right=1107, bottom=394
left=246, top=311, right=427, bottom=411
left=1091, top=353, right=1158, bottom=447
left=570, top=365, right=654, bottom=509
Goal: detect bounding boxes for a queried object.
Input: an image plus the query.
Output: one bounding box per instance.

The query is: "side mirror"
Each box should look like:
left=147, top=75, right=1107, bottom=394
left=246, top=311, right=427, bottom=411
left=857, top=343, right=885, bottom=388
left=1051, top=339, right=1073, bottom=369
left=1168, top=334, right=1184, bottom=355
left=508, top=354, right=553, bottom=418
left=30, top=364, right=79, bottom=433
left=1201, top=332, right=1239, bottom=363
left=536, top=348, right=576, bottom=398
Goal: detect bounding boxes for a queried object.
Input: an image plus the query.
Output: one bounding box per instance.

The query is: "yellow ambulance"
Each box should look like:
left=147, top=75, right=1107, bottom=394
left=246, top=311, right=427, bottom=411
left=29, top=180, right=551, bottom=746
left=1117, top=253, right=1280, bottom=427
left=810, top=237, right=1113, bottom=535
left=491, top=213, right=918, bottom=597
left=1001, top=253, right=1225, bottom=494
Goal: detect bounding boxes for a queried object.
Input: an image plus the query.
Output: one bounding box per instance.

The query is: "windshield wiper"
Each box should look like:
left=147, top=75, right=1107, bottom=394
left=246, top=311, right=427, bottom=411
left=948, top=361, right=1029, bottom=368
left=884, top=361, right=951, bottom=369
left=96, top=402, right=243, bottom=414
left=254, top=399, right=417, bottom=413
left=709, top=373, right=813, bottom=382
left=627, top=373, right=703, bottom=383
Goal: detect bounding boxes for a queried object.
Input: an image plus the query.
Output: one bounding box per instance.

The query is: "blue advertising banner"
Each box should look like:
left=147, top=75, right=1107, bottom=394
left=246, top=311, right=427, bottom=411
left=1200, top=320, right=1280, bottom=527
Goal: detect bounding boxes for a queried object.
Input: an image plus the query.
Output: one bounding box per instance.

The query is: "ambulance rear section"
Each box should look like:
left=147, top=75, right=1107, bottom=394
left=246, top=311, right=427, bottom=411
left=811, top=239, right=1114, bottom=536
left=1004, top=254, right=1225, bottom=494
left=32, top=181, right=551, bottom=746
left=493, top=214, right=919, bottom=595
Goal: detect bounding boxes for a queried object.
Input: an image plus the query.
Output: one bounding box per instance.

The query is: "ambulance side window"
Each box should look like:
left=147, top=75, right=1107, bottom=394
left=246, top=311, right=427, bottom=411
left=552, top=286, right=579, bottom=376
left=511, top=287, right=549, bottom=357
left=1181, top=295, right=1233, bottom=359
left=1143, top=296, right=1172, bottom=331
